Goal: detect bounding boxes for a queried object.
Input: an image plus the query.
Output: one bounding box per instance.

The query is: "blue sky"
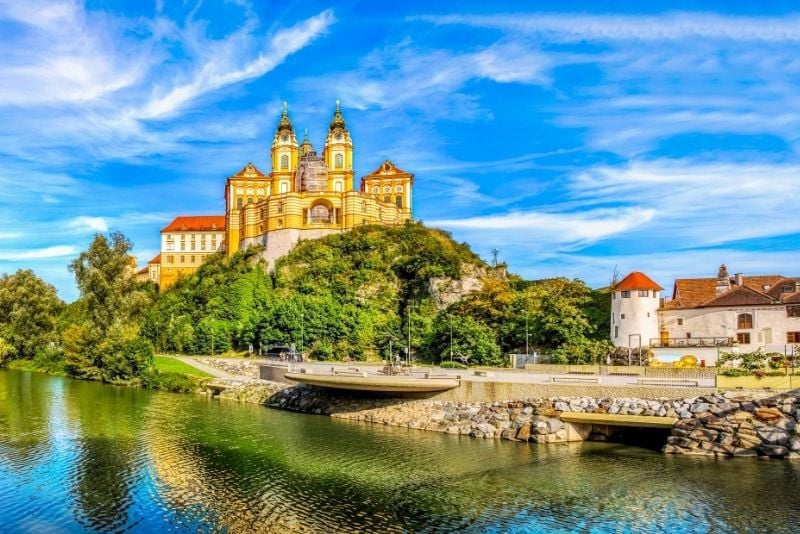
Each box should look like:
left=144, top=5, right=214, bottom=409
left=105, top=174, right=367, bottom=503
left=1, top=0, right=799, bottom=301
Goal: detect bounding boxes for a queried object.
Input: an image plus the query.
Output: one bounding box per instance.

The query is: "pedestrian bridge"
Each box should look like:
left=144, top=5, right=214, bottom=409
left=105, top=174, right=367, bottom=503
left=557, top=412, right=677, bottom=443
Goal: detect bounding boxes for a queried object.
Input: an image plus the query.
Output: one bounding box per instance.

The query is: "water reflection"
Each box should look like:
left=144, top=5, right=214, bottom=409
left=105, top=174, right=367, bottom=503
left=1, top=369, right=800, bottom=533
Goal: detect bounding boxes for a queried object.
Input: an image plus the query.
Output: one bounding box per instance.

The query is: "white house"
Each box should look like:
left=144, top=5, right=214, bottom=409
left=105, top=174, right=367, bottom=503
left=611, top=265, right=800, bottom=365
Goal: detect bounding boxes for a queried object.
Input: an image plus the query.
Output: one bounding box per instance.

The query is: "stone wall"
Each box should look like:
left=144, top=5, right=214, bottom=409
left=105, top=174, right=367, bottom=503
left=663, top=391, right=800, bottom=459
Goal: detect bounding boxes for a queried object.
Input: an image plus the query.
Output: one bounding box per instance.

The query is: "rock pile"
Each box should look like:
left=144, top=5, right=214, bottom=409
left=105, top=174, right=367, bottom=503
left=199, top=358, right=261, bottom=378
left=663, top=391, right=800, bottom=459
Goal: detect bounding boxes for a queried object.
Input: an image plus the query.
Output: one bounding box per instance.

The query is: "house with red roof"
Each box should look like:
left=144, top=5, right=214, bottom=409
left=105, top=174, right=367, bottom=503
left=158, top=216, right=225, bottom=289
left=612, top=265, right=800, bottom=364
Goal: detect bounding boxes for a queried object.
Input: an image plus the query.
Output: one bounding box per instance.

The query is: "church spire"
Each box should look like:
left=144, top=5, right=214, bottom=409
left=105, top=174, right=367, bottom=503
left=300, top=128, right=314, bottom=156
left=277, top=101, right=293, bottom=133
left=329, top=99, right=346, bottom=131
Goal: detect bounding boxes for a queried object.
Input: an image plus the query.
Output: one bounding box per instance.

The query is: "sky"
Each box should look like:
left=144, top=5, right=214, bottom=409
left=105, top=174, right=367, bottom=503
left=1, top=0, right=799, bottom=301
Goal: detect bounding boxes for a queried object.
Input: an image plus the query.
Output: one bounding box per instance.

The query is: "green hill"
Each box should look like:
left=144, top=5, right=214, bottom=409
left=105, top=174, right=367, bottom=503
left=143, top=222, right=610, bottom=364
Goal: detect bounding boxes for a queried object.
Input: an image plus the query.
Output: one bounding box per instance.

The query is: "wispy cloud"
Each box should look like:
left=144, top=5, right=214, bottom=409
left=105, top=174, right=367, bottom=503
left=0, top=245, right=77, bottom=261
left=67, top=216, right=109, bottom=233
left=417, top=13, right=800, bottom=42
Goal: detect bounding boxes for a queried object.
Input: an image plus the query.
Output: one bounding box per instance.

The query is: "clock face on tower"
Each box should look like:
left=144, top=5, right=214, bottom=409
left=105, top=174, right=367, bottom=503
left=335, top=132, right=343, bottom=141
left=281, top=134, right=288, bottom=142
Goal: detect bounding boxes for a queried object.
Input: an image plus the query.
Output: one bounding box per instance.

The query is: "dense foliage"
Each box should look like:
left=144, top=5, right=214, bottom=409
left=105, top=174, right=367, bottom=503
left=142, top=222, right=610, bottom=365
left=0, top=270, right=64, bottom=363
left=62, top=232, right=156, bottom=381
left=2, top=223, right=614, bottom=378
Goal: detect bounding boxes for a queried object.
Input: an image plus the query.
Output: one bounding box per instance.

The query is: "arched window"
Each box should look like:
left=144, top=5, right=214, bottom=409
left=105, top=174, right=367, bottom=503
left=247, top=197, right=253, bottom=204
left=737, top=313, right=753, bottom=329
left=334, top=181, right=343, bottom=192
left=335, top=153, right=343, bottom=169
left=395, top=195, right=402, bottom=208
left=236, top=198, right=243, bottom=209
left=383, top=186, right=391, bottom=193
left=280, top=182, right=288, bottom=194
left=384, top=195, right=391, bottom=203
left=280, top=154, right=289, bottom=169
left=372, top=186, right=379, bottom=195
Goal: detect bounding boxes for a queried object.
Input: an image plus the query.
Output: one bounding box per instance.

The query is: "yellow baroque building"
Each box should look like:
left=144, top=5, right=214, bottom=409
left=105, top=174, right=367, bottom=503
left=144, top=102, right=414, bottom=289
left=225, top=102, right=413, bottom=267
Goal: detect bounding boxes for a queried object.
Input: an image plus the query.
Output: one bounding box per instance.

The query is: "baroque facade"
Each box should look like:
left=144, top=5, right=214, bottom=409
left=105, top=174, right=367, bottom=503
left=142, top=102, right=414, bottom=289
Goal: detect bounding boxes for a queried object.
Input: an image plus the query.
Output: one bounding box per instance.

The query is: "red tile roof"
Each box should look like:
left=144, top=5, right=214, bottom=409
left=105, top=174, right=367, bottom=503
left=614, top=272, right=663, bottom=291
left=148, top=254, right=161, bottom=265
left=136, top=266, right=148, bottom=275
left=663, top=273, right=793, bottom=309
left=161, top=216, right=226, bottom=233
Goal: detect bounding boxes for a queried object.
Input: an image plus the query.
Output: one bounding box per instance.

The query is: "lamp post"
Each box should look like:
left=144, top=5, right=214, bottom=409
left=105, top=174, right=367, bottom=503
left=300, top=312, right=304, bottom=360
left=449, top=315, right=454, bottom=362
left=525, top=310, right=530, bottom=358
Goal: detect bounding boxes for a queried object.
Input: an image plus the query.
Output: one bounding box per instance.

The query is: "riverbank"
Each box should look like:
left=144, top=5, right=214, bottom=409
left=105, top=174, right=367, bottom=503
left=190, top=358, right=800, bottom=459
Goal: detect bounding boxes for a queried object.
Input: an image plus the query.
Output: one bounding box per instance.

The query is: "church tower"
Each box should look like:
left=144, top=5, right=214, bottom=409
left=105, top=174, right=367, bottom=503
left=323, top=100, right=354, bottom=192
left=271, top=102, right=299, bottom=195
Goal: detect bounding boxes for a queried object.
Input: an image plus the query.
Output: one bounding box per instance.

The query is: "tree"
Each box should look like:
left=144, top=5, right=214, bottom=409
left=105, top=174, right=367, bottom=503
left=0, top=269, right=64, bottom=359
left=63, top=232, right=154, bottom=381
left=422, top=313, right=502, bottom=367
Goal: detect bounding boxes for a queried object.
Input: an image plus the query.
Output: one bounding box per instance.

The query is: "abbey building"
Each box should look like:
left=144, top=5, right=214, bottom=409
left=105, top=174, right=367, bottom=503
left=138, top=103, right=414, bottom=289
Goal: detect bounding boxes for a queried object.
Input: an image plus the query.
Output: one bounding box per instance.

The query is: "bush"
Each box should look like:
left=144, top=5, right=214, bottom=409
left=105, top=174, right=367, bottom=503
left=438, top=361, right=467, bottom=369
left=720, top=368, right=751, bottom=377
left=140, top=368, right=197, bottom=393
left=33, top=345, right=64, bottom=373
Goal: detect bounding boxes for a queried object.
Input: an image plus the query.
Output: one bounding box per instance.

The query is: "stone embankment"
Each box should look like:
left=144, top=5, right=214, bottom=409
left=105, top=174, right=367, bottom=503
left=194, top=359, right=800, bottom=459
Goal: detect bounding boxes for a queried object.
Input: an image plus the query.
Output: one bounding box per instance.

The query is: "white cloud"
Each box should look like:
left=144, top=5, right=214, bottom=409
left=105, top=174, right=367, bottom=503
left=431, top=206, right=654, bottom=243
left=0, top=231, right=22, bottom=239
left=417, top=13, right=800, bottom=42
left=67, top=216, right=108, bottom=233
left=0, top=245, right=77, bottom=261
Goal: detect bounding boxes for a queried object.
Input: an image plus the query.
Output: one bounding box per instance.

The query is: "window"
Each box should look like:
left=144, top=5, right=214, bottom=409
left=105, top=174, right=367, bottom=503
left=737, top=313, right=753, bottom=329
left=621, top=290, right=631, bottom=298
left=361, top=201, right=367, bottom=213
left=737, top=332, right=751, bottom=344
left=167, top=255, right=174, bottom=263
left=788, top=332, right=800, bottom=343
left=280, top=182, right=288, bottom=194
left=686, top=332, right=692, bottom=339
left=237, top=198, right=243, bottom=209
left=638, top=290, right=649, bottom=297
left=281, top=154, right=289, bottom=169
left=190, top=255, right=195, bottom=263
left=247, top=197, right=253, bottom=204
left=395, top=185, right=403, bottom=193
left=384, top=195, right=391, bottom=203
left=201, top=241, right=206, bottom=251
left=788, top=305, right=800, bottom=317
left=372, top=186, right=379, bottom=194
left=334, top=181, right=343, bottom=192
left=180, top=255, right=185, bottom=263
left=335, top=153, right=343, bottom=169
left=677, top=318, right=683, bottom=326
left=278, top=202, right=284, bottom=214
left=395, top=195, right=402, bottom=208
left=166, top=240, right=174, bottom=251
left=180, top=242, right=185, bottom=251
left=784, top=285, right=794, bottom=293
left=620, top=314, right=625, bottom=319
left=383, top=186, right=392, bottom=193
left=614, top=326, right=619, bottom=338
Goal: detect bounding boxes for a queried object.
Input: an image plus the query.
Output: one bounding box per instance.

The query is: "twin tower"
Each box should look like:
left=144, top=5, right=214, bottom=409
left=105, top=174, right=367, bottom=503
left=224, top=102, right=414, bottom=268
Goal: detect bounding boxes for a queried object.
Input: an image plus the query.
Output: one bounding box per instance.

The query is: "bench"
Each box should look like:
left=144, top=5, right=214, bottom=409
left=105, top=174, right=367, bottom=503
left=551, top=375, right=600, bottom=384
left=331, top=367, right=367, bottom=378
left=637, top=378, right=698, bottom=387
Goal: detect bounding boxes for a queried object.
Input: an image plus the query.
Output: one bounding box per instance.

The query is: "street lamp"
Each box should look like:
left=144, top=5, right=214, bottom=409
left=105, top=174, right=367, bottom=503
left=525, top=310, right=530, bottom=358
left=449, top=315, right=454, bottom=362
left=300, top=312, right=305, bottom=360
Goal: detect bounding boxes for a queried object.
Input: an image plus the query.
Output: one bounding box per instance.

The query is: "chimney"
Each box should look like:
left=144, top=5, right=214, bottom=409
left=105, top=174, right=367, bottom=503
left=735, top=273, right=743, bottom=287
left=716, top=264, right=731, bottom=295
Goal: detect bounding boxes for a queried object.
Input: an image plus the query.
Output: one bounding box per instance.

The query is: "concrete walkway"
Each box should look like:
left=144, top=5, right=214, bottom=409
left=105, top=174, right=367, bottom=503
left=171, top=356, right=238, bottom=379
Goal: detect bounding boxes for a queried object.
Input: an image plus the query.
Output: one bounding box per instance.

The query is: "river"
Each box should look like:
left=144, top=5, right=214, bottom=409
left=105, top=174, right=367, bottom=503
left=1, top=369, right=799, bottom=533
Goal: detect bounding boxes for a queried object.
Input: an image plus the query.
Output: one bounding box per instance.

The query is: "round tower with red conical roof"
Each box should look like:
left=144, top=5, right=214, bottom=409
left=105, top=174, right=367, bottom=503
left=610, top=271, right=663, bottom=349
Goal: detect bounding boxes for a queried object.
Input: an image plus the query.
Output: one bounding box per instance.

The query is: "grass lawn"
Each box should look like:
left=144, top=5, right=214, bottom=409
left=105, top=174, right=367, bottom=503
left=153, top=356, right=213, bottom=378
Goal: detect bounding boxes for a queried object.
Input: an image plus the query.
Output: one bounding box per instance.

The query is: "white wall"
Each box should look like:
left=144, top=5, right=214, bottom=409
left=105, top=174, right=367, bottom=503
left=611, top=289, right=661, bottom=347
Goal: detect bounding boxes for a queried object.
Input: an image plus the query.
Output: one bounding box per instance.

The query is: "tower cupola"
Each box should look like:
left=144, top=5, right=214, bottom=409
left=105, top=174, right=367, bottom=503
left=329, top=99, right=346, bottom=131
left=277, top=101, right=293, bottom=133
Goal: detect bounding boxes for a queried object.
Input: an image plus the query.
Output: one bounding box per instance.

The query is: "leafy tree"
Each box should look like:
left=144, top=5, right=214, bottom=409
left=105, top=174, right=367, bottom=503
left=421, top=313, right=502, bottom=367
left=0, top=269, right=64, bottom=359
left=63, top=232, right=154, bottom=381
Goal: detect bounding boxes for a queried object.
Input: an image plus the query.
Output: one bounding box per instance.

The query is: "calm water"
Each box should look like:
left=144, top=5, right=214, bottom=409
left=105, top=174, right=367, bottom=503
left=1, top=370, right=799, bottom=533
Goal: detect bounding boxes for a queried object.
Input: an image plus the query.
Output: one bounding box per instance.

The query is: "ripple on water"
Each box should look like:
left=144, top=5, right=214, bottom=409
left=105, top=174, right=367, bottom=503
left=3, top=370, right=800, bottom=533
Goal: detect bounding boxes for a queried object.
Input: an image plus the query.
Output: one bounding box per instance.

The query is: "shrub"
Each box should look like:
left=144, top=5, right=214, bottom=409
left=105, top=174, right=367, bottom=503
left=438, top=361, right=467, bottom=369
left=140, top=368, right=197, bottom=393
left=33, top=345, right=64, bottom=373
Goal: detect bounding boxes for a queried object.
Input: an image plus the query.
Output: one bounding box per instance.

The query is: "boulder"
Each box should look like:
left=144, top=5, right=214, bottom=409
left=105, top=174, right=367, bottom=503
left=516, top=423, right=531, bottom=441
left=755, top=407, right=782, bottom=422
left=759, top=444, right=788, bottom=457
left=757, top=428, right=789, bottom=445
